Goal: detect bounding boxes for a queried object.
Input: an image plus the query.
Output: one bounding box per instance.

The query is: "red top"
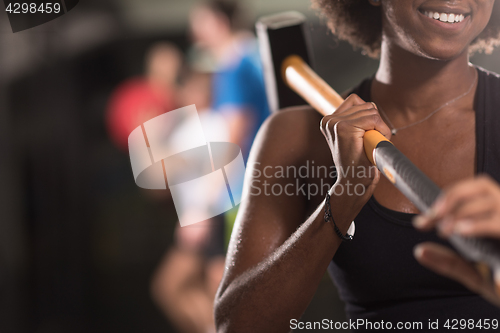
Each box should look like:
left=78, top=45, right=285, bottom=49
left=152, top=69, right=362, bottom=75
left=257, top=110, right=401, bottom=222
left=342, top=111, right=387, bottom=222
left=106, top=78, right=176, bottom=151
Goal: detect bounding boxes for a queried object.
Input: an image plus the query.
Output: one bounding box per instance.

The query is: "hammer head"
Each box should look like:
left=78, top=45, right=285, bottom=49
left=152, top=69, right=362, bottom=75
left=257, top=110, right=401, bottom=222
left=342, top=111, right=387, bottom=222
left=256, top=11, right=312, bottom=113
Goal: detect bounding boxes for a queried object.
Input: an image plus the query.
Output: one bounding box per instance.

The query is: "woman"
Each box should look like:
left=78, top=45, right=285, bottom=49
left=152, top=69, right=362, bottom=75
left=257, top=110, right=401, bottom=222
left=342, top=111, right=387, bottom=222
left=215, top=0, right=500, bottom=331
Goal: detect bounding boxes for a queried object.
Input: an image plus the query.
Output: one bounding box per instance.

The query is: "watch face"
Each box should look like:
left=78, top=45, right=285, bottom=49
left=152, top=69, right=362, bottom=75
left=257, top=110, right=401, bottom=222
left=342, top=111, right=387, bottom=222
left=5, top=0, right=79, bottom=33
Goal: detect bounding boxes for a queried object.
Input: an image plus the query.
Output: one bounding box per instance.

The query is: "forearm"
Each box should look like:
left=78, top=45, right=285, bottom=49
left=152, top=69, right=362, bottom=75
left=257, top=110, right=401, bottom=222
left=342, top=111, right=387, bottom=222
left=215, top=181, right=361, bottom=332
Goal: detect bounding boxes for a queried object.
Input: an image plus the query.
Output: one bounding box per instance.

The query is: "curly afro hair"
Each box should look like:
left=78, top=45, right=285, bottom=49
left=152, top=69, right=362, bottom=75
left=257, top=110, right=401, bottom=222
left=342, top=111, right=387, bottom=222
left=312, top=0, right=500, bottom=58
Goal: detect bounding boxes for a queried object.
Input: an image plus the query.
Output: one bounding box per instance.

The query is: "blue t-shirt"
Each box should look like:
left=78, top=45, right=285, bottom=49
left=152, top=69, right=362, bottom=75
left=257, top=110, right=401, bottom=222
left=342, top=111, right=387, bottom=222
left=212, top=40, right=270, bottom=158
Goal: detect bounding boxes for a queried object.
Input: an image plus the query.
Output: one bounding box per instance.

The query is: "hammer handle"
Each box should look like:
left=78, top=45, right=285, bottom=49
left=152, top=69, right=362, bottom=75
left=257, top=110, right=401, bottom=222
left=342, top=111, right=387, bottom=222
left=282, top=55, right=344, bottom=115
left=282, top=55, right=390, bottom=167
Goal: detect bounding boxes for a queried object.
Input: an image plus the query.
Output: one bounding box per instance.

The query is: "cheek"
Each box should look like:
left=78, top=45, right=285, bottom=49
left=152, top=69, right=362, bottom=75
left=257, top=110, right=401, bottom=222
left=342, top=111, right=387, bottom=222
left=474, top=0, right=496, bottom=32
left=382, top=1, right=416, bottom=38
left=381, top=2, right=421, bottom=49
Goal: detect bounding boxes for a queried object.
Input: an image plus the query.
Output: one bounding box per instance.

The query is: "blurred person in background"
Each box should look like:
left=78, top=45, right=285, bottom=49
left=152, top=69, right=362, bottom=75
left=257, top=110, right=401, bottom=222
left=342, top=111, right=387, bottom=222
left=151, top=71, right=228, bottom=333
left=106, top=42, right=183, bottom=151
left=189, top=0, right=270, bottom=160
left=188, top=0, right=271, bottom=271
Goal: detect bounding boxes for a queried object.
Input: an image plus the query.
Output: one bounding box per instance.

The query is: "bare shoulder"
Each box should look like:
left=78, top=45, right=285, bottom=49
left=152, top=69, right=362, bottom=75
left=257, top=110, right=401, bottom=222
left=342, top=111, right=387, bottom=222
left=263, top=105, right=323, bottom=137
left=250, top=105, right=327, bottom=166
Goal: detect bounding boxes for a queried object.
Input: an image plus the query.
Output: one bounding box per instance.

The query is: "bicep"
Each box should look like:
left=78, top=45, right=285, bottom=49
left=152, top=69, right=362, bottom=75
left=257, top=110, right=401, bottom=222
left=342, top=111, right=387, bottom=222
left=221, top=111, right=313, bottom=284
left=225, top=175, right=306, bottom=280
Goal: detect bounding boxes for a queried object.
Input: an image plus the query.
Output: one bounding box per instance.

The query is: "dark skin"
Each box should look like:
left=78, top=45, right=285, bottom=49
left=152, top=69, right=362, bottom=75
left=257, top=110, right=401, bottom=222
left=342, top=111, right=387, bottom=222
left=215, top=1, right=498, bottom=332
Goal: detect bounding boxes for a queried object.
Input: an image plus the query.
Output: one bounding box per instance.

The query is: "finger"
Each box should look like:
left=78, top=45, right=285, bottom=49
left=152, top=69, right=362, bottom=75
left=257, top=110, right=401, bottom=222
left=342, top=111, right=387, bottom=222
left=320, top=104, right=376, bottom=132
left=339, top=103, right=378, bottom=116
left=454, top=215, right=500, bottom=238
left=337, top=113, right=391, bottom=140
left=339, top=106, right=392, bottom=140
left=336, top=106, right=380, bottom=123
left=414, top=178, right=492, bottom=230
left=320, top=117, right=335, bottom=143
left=436, top=176, right=494, bottom=217
left=365, top=102, right=391, bottom=139
left=337, top=108, right=380, bottom=121
left=334, top=94, right=367, bottom=114
left=374, top=115, right=392, bottom=140
left=416, top=242, right=500, bottom=306
left=453, top=195, right=495, bottom=220
left=434, top=196, right=497, bottom=238
left=414, top=242, right=485, bottom=293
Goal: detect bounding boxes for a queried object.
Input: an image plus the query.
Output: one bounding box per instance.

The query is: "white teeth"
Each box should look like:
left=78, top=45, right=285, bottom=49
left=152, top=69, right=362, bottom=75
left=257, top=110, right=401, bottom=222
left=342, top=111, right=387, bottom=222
left=424, top=11, right=465, bottom=23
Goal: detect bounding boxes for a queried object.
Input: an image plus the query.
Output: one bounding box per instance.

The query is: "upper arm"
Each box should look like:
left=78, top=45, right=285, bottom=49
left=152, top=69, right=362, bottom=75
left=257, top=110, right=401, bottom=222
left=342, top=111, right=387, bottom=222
left=219, top=107, right=321, bottom=288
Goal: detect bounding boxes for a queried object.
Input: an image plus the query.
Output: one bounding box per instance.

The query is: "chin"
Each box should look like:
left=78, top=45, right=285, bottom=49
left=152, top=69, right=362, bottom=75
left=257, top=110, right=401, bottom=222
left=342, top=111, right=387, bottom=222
left=408, top=37, right=470, bottom=61
left=421, top=48, right=468, bottom=61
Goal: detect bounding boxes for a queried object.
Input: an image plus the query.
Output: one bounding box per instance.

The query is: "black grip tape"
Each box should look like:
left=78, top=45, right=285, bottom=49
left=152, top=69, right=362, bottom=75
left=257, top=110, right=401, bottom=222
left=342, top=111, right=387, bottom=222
left=374, top=141, right=500, bottom=271
left=374, top=141, right=441, bottom=212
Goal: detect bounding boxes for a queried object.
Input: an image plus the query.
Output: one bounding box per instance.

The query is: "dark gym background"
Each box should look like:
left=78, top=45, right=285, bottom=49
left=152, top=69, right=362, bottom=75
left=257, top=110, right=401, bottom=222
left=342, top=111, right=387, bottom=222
left=1, top=1, right=500, bottom=332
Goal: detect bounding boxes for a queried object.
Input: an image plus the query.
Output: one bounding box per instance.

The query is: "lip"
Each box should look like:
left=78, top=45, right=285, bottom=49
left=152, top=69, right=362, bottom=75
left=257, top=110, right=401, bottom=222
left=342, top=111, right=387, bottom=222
left=417, top=9, right=470, bottom=32
left=418, top=3, right=471, bottom=16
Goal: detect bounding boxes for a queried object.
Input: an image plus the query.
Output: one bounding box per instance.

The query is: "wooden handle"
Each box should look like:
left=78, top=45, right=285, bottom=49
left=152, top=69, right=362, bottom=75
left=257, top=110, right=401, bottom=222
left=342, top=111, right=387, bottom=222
left=281, top=55, right=389, bottom=165
left=281, top=55, right=344, bottom=115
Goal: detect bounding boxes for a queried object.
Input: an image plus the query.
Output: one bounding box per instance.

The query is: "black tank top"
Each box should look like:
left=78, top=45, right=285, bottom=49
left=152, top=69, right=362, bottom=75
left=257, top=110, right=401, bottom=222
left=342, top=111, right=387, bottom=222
left=328, top=67, right=500, bottom=330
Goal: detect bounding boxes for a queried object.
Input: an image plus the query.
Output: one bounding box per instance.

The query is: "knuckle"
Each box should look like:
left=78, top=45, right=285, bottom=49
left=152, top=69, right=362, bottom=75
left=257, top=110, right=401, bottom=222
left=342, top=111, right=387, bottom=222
left=347, top=93, right=364, bottom=104
left=359, top=109, right=377, bottom=117
left=335, top=120, right=348, bottom=132
left=347, top=93, right=359, bottom=100
left=371, top=114, right=381, bottom=123
left=326, top=117, right=337, bottom=130
left=320, top=115, right=333, bottom=129
left=363, top=102, right=376, bottom=109
left=320, top=116, right=327, bottom=129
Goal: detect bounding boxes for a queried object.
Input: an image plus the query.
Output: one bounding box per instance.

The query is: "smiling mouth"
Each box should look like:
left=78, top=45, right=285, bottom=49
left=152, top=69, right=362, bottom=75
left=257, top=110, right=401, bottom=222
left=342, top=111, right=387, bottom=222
left=419, top=9, right=469, bottom=24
